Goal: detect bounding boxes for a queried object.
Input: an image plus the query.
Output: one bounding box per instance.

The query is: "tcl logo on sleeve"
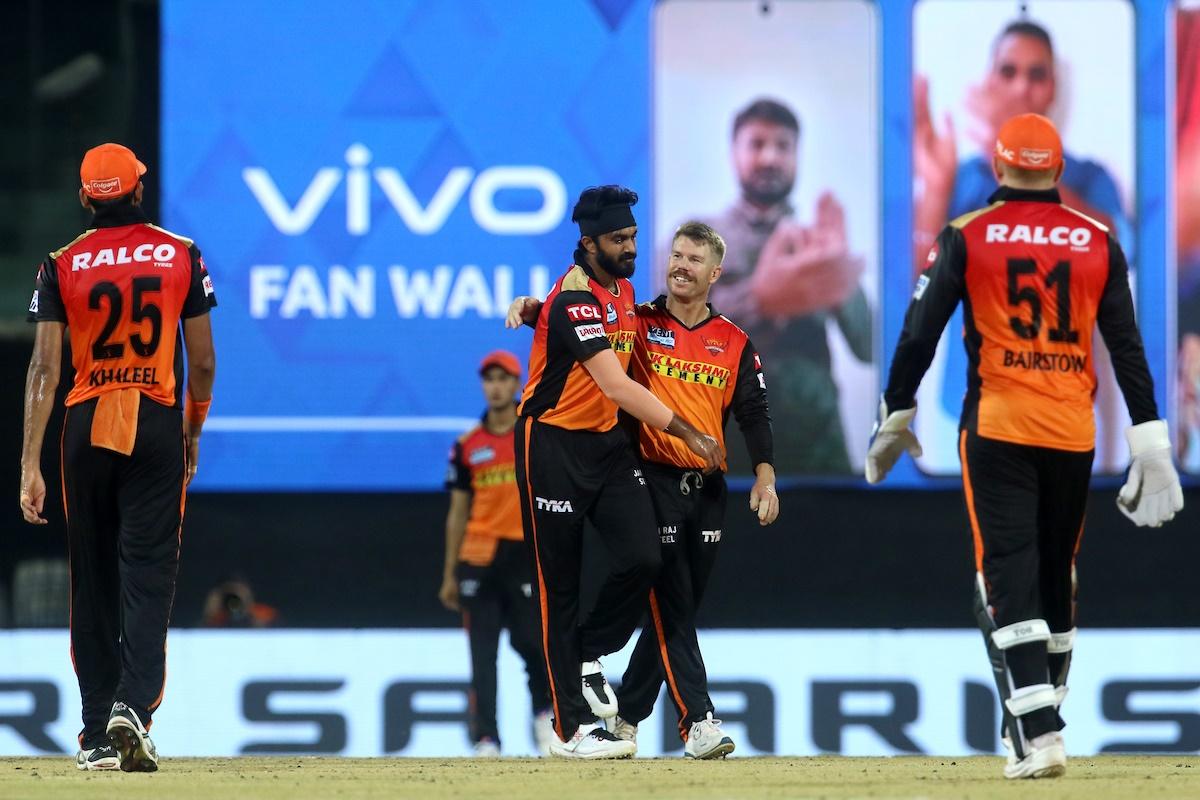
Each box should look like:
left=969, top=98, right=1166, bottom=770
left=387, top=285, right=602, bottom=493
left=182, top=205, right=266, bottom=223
left=565, top=304, right=601, bottom=321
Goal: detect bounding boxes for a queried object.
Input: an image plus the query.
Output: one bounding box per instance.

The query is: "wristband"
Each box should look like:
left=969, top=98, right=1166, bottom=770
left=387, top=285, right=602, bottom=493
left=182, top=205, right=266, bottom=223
left=185, top=388, right=212, bottom=427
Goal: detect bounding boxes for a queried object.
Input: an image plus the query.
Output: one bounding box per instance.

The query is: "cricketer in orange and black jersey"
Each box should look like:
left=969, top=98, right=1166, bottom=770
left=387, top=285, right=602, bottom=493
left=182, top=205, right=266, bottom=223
left=445, top=409, right=551, bottom=747
left=446, top=413, right=523, bottom=567
left=515, top=260, right=660, bottom=742
left=616, top=294, right=773, bottom=740
left=31, top=206, right=216, bottom=412
left=519, top=264, right=637, bottom=430
left=885, top=185, right=1156, bottom=448
left=27, top=200, right=216, bottom=752
left=883, top=184, right=1158, bottom=746
left=632, top=296, right=771, bottom=472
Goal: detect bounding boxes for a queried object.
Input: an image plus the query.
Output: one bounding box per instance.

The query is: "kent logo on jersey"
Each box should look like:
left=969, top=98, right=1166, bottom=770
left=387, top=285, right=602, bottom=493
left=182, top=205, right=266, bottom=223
left=647, top=326, right=676, bottom=348
left=468, top=446, right=496, bottom=465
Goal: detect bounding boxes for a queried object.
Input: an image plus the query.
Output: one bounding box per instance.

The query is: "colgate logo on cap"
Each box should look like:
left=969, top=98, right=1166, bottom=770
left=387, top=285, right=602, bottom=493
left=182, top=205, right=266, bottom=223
left=1019, top=148, right=1053, bottom=167
left=88, top=177, right=123, bottom=196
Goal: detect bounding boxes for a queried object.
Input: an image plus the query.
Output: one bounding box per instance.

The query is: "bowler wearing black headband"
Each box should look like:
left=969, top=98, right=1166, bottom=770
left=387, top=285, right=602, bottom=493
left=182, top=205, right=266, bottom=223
left=514, top=186, right=721, bottom=759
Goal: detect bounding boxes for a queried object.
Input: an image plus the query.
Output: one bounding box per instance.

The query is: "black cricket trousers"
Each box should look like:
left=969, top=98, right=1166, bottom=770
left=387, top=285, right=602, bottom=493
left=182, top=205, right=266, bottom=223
left=457, top=538, right=552, bottom=745
left=618, top=463, right=725, bottom=740
left=960, top=429, right=1092, bottom=739
left=62, top=396, right=185, bottom=749
left=514, top=416, right=660, bottom=741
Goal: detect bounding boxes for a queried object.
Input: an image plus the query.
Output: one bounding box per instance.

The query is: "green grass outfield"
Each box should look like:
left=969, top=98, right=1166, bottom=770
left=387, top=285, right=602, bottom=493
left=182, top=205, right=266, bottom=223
left=2, top=756, right=1198, bottom=799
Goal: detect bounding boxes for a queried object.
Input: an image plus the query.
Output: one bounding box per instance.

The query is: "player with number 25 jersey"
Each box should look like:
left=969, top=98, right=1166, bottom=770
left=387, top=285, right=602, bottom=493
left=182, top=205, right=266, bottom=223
left=20, top=143, right=217, bottom=774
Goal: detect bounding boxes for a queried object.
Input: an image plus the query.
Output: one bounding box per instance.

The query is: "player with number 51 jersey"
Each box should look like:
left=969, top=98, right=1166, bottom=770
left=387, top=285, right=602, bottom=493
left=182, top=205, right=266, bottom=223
left=867, top=114, right=1183, bottom=781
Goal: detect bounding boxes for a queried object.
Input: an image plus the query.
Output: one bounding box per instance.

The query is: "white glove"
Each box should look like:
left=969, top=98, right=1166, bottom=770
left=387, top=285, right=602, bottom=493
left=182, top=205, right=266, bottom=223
left=1117, top=420, right=1184, bottom=527
left=865, top=398, right=922, bottom=484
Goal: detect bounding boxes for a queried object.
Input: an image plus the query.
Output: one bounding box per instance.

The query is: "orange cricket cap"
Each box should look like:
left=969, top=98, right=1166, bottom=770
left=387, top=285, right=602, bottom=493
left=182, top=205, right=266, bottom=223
left=994, top=113, right=1063, bottom=171
left=80, top=143, right=147, bottom=199
left=479, top=350, right=522, bottom=378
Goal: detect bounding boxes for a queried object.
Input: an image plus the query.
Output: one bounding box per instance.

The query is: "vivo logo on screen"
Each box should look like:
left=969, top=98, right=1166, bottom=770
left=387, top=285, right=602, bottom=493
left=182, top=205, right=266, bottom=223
left=243, top=144, right=568, bottom=236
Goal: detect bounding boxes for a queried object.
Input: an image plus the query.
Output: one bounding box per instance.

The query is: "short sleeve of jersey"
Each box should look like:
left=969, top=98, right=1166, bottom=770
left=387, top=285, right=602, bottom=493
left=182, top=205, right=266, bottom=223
left=181, top=245, right=218, bottom=319
left=445, top=441, right=471, bottom=491
left=548, top=290, right=610, bottom=361
left=28, top=257, right=66, bottom=323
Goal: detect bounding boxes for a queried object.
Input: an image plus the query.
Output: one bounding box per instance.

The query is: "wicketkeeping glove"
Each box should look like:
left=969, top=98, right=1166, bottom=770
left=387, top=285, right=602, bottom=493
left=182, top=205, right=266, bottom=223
left=1117, top=420, right=1184, bottom=527
left=865, top=398, right=922, bottom=485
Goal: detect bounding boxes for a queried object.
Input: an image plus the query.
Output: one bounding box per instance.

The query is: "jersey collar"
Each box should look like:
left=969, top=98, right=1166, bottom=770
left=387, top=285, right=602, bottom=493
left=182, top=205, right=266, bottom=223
left=652, top=294, right=719, bottom=331
left=987, top=186, right=1063, bottom=204
left=90, top=203, right=150, bottom=229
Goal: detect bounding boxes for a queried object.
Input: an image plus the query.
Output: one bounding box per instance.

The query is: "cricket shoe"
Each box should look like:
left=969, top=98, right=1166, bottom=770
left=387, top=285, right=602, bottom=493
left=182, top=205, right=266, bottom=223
left=1003, top=731, right=1066, bottom=779
left=607, top=715, right=638, bottom=745
left=533, top=710, right=555, bottom=756
left=472, top=737, right=501, bottom=757
left=106, top=701, right=159, bottom=773
left=581, top=660, right=618, bottom=719
left=549, top=724, right=636, bottom=760
left=75, top=744, right=120, bottom=771
left=684, top=713, right=735, bottom=760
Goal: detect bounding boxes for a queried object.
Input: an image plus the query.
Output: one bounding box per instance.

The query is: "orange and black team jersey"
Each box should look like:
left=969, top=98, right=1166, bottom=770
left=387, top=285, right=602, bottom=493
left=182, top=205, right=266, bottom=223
left=446, top=414, right=523, bottom=566
left=518, top=263, right=637, bottom=432
left=886, top=186, right=1157, bottom=451
left=28, top=204, right=217, bottom=408
left=632, top=296, right=772, bottom=471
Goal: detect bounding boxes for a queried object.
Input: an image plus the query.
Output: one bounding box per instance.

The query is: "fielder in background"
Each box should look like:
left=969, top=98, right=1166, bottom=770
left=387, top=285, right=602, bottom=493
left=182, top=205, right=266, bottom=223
left=508, top=221, right=778, bottom=759
left=441, top=350, right=553, bottom=756
left=20, top=143, right=217, bottom=773
left=867, top=114, right=1184, bottom=780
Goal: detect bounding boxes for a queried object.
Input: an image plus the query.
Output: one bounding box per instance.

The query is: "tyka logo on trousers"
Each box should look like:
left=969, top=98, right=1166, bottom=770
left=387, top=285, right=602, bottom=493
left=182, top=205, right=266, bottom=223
left=535, top=497, right=573, bottom=513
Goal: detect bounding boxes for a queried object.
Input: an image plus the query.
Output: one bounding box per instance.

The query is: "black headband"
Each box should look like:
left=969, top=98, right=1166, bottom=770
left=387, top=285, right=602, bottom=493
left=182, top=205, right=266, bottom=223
left=578, top=204, right=637, bottom=238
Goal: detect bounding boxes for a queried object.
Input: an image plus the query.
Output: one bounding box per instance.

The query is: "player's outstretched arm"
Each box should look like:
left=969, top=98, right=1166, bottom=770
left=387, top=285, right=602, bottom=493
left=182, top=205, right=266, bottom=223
left=869, top=227, right=964, bottom=483
left=1096, top=236, right=1184, bottom=526
left=20, top=322, right=64, bottom=525
left=182, top=313, right=216, bottom=486
left=505, top=296, right=542, bottom=329
left=582, top=348, right=723, bottom=471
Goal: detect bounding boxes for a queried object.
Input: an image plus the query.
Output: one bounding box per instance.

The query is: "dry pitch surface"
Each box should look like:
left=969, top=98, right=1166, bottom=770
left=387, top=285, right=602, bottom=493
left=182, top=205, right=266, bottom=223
left=2, top=755, right=1198, bottom=799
